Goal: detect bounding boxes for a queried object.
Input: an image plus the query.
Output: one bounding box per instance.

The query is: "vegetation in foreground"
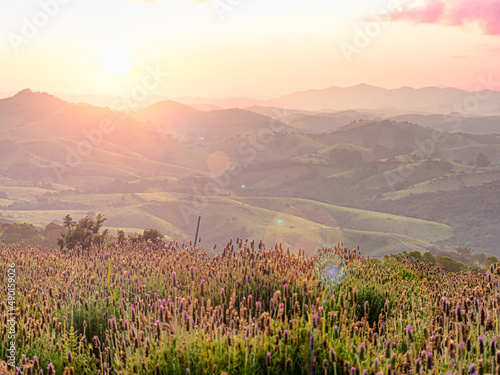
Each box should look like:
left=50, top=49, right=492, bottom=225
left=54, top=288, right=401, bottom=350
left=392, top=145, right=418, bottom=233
left=1, top=238, right=500, bottom=374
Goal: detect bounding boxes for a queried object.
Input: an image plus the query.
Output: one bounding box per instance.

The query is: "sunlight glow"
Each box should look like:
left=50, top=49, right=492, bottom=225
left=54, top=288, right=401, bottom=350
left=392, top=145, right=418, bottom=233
left=98, top=43, right=134, bottom=77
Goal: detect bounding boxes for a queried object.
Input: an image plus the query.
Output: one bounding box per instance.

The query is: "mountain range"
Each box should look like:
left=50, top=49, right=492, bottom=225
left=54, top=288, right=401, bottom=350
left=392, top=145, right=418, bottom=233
left=1, top=87, right=500, bottom=257
left=4, top=83, right=500, bottom=115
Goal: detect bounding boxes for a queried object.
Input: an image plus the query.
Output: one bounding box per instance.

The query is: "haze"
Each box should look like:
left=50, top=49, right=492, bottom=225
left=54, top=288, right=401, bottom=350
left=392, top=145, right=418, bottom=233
left=1, top=0, right=499, bottom=100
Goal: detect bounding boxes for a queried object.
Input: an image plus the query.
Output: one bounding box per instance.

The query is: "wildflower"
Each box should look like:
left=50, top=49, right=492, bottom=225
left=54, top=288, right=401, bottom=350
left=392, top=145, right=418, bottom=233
left=457, top=304, right=463, bottom=322
left=385, top=340, right=391, bottom=358
left=286, top=358, right=292, bottom=371
left=329, top=347, right=336, bottom=362
left=407, top=325, right=413, bottom=342
left=427, top=352, right=433, bottom=370
left=200, top=280, right=205, bottom=297
left=448, top=340, right=456, bottom=359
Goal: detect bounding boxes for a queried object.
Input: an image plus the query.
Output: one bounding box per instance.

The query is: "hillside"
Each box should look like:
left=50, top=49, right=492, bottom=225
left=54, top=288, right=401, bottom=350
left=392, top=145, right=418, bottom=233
left=1, top=90, right=500, bottom=256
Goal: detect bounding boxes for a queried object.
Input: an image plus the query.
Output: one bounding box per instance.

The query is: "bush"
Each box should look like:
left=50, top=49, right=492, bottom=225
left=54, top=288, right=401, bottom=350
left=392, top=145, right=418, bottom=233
left=57, top=213, right=108, bottom=250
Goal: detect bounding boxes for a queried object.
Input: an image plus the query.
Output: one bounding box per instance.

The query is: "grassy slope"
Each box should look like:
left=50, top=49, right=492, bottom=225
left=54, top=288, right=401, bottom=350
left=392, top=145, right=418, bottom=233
left=233, top=197, right=453, bottom=242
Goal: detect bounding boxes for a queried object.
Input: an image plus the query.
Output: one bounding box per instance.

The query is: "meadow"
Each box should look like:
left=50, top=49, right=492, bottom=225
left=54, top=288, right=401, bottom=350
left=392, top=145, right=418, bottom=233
left=1, top=239, right=500, bottom=374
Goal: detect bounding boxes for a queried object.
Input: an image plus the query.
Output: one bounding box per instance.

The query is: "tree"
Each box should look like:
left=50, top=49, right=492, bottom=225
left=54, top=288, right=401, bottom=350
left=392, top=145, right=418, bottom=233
left=436, top=256, right=467, bottom=273
left=0, top=223, right=43, bottom=247
left=484, top=256, right=499, bottom=268
left=475, top=152, right=490, bottom=168
left=422, top=252, right=436, bottom=264
left=117, top=230, right=126, bottom=244
left=408, top=250, right=422, bottom=261
left=57, top=214, right=108, bottom=250
left=128, top=228, right=165, bottom=245
left=141, top=229, right=165, bottom=244
left=329, top=148, right=363, bottom=167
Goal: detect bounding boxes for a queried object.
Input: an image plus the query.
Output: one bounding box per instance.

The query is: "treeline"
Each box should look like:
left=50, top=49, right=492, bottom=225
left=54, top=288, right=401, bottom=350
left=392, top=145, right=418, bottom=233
left=366, top=180, right=500, bottom=254
left=0, top=222, right=63, bottom=248
left=386, top=248, right=498, bottom=273
left=0, top=213, right=166, bottom=250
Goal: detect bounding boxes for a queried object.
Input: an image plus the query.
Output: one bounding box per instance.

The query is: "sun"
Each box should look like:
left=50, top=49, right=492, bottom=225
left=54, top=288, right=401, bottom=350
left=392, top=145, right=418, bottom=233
left=98, top=43, right=134, bottom=77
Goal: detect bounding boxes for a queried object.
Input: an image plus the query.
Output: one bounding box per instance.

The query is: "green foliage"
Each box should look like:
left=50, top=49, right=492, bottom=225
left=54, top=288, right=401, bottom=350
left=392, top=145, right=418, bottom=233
left=435, top=255, right=467, bottom=273
left=408, top=250, right=422, bottom=261
left=475, top=152, right=491, bottom=168
left=328, top=148, right=363, bottom=167
left=57, top=213, right=108, bottom=250
left=117, top=229, right=126, bottom=243
left=422, top=251, right=436, bottom=264
left=484, top=256, right=499, bottom=267
left=0, top=222, right=64, bottom=248
left=129, top=228, right=165, bottom=245
left=0, top=222, right=43, bottom=247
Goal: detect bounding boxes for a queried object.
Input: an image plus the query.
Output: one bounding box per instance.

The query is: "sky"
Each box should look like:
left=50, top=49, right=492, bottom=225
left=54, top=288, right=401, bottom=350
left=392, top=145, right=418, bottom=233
left=0, top=0, right=499, bottom=99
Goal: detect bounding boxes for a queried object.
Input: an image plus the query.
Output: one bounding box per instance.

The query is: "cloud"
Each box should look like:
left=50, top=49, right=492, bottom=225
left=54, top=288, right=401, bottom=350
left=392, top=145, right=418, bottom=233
left=371, top=0, right=500, bottom=35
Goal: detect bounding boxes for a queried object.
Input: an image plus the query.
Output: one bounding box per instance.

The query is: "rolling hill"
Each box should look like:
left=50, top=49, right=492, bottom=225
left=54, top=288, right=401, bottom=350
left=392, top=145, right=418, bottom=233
left=1, top=88, right=500, bottom=256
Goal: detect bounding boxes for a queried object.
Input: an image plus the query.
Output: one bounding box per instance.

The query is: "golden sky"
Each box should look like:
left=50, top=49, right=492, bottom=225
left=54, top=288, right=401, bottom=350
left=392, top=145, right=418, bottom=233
left=1, top=0, right=499, bottom=99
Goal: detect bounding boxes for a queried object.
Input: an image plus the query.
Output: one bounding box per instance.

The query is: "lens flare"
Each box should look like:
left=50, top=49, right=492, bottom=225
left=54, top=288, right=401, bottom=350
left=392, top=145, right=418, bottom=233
left=314, top=252, right=347, bottom=292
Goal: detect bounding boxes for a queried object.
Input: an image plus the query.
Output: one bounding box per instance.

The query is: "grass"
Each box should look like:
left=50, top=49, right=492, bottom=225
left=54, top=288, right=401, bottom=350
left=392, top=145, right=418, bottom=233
left=234, top=197, right=454, bottom=244
left=2, top=193, right=453, bottom=256
left=2, top=238, right=498, bottom=374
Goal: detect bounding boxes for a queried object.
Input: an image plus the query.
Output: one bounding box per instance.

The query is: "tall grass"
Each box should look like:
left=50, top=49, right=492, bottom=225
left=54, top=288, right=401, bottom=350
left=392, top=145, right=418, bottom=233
left=1, top=240, right=500, bottom=374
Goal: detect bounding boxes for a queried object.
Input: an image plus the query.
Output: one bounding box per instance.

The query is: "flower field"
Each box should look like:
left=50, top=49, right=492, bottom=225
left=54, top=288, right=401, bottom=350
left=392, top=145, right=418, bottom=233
left=1, top=239, right=500, bottom=374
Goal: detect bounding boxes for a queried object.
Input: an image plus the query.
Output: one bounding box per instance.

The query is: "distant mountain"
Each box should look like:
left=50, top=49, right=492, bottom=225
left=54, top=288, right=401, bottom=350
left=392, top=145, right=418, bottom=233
left=245, top=106, right=379, bottom=133
left=191, top=104, right=223, bottom=112
left=2, top=88, right=500, bottom=255
left=391, top=114, right=500, bottom=135
left=264, top=84, right=500, bottom=115
left=133, top=101, right=296, bottom=141
left=174, top=96, right=262, bottom=109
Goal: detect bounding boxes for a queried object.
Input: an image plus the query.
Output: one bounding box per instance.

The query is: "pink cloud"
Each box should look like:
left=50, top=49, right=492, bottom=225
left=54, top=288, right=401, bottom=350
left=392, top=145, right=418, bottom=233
left=379, top=0, right=500, bottom=35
